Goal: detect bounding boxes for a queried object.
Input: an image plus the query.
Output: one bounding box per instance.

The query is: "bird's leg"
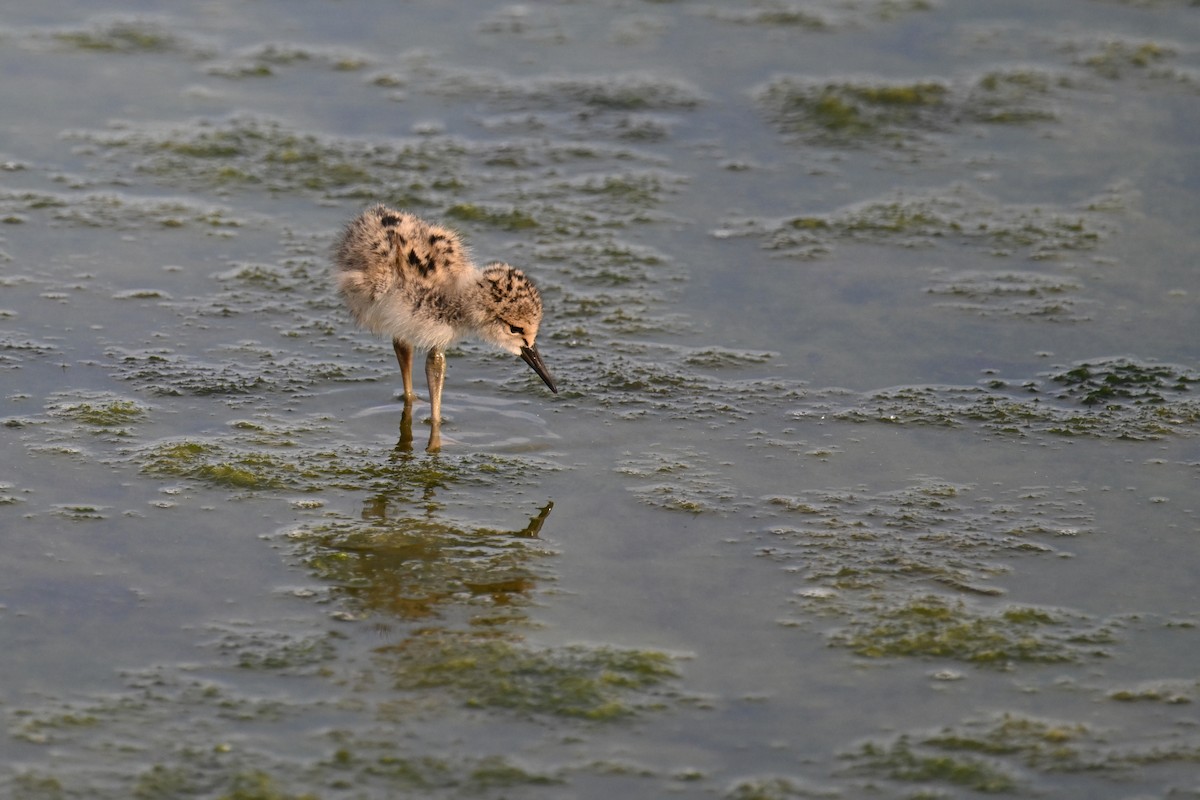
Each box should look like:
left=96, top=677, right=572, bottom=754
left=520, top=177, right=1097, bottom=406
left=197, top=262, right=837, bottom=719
left=392, top=339, right=415, bottom=401
left=424, top=348, right=445, bottom=453
left=425, top=348, right=446, bottom=424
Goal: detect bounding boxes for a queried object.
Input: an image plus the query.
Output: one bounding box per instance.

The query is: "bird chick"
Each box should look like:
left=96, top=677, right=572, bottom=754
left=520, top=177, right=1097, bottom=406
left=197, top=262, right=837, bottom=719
left=334, top=205, right=557, bottom=428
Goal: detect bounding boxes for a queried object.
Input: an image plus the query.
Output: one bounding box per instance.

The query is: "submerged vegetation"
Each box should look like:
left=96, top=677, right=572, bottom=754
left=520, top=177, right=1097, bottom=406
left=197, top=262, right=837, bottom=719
left=715, top=183, right=1110, bottom=260
left=754, top=69, right=1065, bottom=147
left=136, top=420, right=558, bottom=496
left=846, top=711, right=1200, bottom=795
left=927, top=270, right=1091, bottom=321
left=789, top=357, right=1200, bottom=440
left=755, top=79, right=950, bottom=142
left=49, top=395, right=147, bottom=430
left=379, top=630, right=680, bottom=720
left=47, top=17, right=202, bottom=55
left=4, top=2, right=1199, bottom=798
left=753, top=478, right=1117, bottom=666
left=1046, top=358, right=1200, bottom=407
left=0, top=188, right=243, bottom=230
left=1069, top=36, right=1182, bottom=80
left=831, top=594, right=1115, bottom=664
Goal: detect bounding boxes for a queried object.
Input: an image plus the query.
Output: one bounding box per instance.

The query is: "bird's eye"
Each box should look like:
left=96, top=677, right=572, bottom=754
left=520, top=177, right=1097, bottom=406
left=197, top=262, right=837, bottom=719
left=508, top=324, right=525, bottom=335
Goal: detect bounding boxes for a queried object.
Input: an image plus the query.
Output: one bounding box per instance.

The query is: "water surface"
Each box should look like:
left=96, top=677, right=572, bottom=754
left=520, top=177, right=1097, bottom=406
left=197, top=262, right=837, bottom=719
left=2, top=1, right=1199, bottom=797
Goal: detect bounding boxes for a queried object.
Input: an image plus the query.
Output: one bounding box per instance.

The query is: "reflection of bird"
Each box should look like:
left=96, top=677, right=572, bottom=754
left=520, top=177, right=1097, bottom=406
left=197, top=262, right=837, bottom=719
left=334, top=205, right=557, bottom=430
left=328, top=500, right=555, bottom=622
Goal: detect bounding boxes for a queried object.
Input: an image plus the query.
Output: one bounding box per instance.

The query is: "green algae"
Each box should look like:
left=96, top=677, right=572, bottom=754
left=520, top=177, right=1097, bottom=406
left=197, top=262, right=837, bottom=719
left=553, top=76, right=700, bottom=111
left=9, top=772, right=67, bottom=799
left=76, top=113, right=629, bottom=198
left=208, top=626, right=339, bottom=672
left=724, top=775, right=836, bottom=800
left=108, top=347, right=363, bottom=400
left=182, top=254, right=347, bottom=343
left=132, top=764, right=198, bottom=799
left=68, top=115, right=674, bottom=249
left=681, top=347, right=776, bottom=368
left=755, top=78, right=949, bottom=143
left=831, top=594, right=1115, bottom=664
left=318, top=743, right=562, bottom=792
left=791, top=356, right=1200, bottom=440
left=136, top=416, right=558, bottom=497
left=707, top=0, right=933, bottom=29
left=754, top=70, right=1062, bottom=147
left=825, top=387, right=1091, bottom=434
left=926, top=270, right=1090, bottom=321
left=445, top=202, right=539, bottom=230
left=380, top=628, right=679, bottom=720
left=617, top=447, right=746, bottom=513
left=534, top=238, right=672, bottom=288
left=706, top=6, right=832, bottom=29
left=51, top=503, right=109, bottom=521
left=68, top=116, right=468, bottom=200
left=50, top=396, right=147, bottom=433
left=843, top=711, right=1185, bottom=794
left=1108, top=679, right=1195, bottom=704
left=0, top=189, right=242, bottom=230
left=142, top=441, right=297, bottom=490
left=718, top=184, right=1107, bottom=261
left=924, top=715, right=1092, bottom=762
left=847, top=736, right=1018, bottom=792
left=206, top=43, right=372, bottom=79
left=478, top=166, right=683, bottom=234
left=316, top=734, right=566, bottom=793
left=551, top=169, right=683, bottom=214
left=217, top=772, right=319, bottom=800
left=139, top=428, right=349, bottom=493
left=425, top=68, right=704, bottom=111
left=48, top=18, right=199, bottom=55
left=966, top=69, right=1064, bottom=124
left=467, top=756, right=563, bottom=789
left=138, top=438, right=379, bottom=493
left=756, top=479, right=1118, bottom=665
left=763, top=478, right=1090, bottom=594
left=559, top=349, right=808, bottom=419
left=477, top=4, right=569, bottom=42
left=1046, top=358, right=1200, bottom=407
left=9, top=716, right=565, bottom=800
left=1073, top=37, right=1179, bottom=80
left=11, top=708, right=102, bottom=743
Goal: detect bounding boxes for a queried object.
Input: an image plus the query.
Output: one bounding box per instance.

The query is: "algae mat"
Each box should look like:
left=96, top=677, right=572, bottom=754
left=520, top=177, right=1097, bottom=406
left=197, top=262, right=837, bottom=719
left=2, top=1, right=1199, bottom=798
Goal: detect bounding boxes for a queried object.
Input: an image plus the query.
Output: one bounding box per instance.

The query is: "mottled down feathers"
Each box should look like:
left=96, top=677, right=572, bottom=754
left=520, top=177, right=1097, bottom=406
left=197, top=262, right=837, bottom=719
left=333, top=204, right=556, bottom=392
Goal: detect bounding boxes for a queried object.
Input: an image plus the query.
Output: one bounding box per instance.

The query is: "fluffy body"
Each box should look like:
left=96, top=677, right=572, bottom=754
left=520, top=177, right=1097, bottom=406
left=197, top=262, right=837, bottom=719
left=333, top=204, right=556, bottom=427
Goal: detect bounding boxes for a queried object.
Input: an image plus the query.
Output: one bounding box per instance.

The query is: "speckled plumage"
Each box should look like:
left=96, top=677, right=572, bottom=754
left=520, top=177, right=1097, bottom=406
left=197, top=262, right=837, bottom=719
left=333, top=204, right=556, bottom=430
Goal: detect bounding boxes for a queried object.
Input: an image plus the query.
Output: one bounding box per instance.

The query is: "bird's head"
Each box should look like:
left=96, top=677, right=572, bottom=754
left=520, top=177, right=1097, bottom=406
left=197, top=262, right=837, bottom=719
left=476, top=263, right=557, bottom=393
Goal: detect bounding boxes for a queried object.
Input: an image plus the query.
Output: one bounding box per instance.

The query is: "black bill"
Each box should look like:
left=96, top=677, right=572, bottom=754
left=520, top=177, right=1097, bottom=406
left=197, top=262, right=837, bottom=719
left=520, top=344, right=558, bottom=394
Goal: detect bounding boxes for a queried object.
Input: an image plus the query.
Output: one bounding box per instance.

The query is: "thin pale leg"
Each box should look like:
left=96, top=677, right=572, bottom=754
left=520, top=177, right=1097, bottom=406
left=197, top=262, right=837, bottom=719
left=425, top=347, right=446, bottom=424
left=392, top=339, right=414, bottom=400
left=424, top=348, right=445, bottom=453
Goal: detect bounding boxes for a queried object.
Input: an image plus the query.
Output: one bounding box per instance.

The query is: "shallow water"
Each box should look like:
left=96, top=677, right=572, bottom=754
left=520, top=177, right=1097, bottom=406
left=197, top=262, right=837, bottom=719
left=2, top=1, right=1199, bottom=797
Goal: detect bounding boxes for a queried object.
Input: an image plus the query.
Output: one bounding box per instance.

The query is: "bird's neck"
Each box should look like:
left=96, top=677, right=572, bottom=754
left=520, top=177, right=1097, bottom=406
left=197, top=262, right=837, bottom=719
left=460, top=273, right=494, bottom=331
